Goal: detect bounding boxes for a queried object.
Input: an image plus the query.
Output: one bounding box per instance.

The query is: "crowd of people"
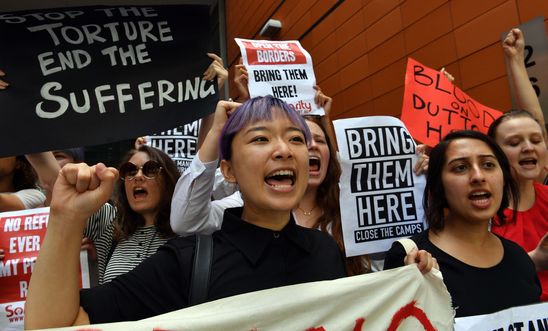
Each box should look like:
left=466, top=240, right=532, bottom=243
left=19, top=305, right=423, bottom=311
left=0, top=27, right=546, bottom=328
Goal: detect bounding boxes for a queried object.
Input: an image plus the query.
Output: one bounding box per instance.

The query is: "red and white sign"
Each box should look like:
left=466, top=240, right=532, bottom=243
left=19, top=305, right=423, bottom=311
left=235, top=38, right=323, bottom=115
left=0, top=208, right=90, bottom=331
left=401, top=57, right=503, bottom=147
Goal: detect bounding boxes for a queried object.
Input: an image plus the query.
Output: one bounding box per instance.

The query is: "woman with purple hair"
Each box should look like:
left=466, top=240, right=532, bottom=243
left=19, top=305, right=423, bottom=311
left=25, top=96, right=347, bottom=327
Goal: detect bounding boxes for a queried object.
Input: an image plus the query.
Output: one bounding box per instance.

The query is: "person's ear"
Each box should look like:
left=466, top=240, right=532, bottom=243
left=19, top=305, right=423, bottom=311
left=220, top=159, right=237, bottom=183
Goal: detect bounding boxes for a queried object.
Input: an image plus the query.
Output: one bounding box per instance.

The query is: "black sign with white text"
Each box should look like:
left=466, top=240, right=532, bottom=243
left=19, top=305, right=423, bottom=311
left=0, top=5, right=217, bottom=157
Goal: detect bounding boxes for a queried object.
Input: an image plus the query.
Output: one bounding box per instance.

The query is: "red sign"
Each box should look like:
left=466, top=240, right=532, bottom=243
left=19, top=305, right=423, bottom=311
left=0, top=208, right=49, bottom=304
left=241, top=40, right=307, bottom=65
left=401, top=58, right=503, bottom=147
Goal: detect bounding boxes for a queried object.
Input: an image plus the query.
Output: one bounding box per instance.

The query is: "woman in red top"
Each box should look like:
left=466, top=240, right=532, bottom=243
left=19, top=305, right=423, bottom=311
left=488, top=28, right=548, bottom=301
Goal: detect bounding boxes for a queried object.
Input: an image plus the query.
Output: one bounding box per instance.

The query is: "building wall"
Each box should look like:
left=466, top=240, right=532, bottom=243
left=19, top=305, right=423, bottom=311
left=225, top=0, right=548, bottom=120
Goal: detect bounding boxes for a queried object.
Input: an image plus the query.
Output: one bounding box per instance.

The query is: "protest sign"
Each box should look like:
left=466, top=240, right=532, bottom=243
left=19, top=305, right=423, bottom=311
left=0, top=5, right=218, bottom=157
left=146, top=119, right=200, bottom=173
left=334, top=116, right=426, bottom=256
left=401, top=57, right=503, bottom=147
left=504, top=17, right=548, bottom=121
left=43, top=266, right=454, bottom=331
left=0, top=207, right=90, bottom=330
left=235, top=38, right=322, bottom=115
left=455, top=302, right=548, bottom=331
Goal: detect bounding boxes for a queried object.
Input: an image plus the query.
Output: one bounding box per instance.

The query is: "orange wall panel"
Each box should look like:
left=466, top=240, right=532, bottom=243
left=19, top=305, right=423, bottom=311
left=453, top=0, right=519, bottom=58
left=403, top=3, right=453, bottom=54
left=225, top=0, right=547, bottom=121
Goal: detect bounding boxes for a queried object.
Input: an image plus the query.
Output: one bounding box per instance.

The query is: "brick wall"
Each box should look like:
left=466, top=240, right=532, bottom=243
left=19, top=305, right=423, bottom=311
left=225, top=0, right=548, bottom=120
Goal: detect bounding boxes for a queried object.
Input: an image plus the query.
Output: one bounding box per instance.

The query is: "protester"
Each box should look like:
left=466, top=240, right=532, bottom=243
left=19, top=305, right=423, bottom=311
left=79, top=145, right=178, bottom=284
left=0, top=156, right=45, bottom=260
left=487, top=28, right=548, bottom=301
left=0, top=156, right=44, bottom=212
left=384, top=130, right=541, bottom=317
left=170, top=88, right=372, bottom=275
left=25, top=96, right=352, bottom=327
left=53, top=147, right=85, bottom=168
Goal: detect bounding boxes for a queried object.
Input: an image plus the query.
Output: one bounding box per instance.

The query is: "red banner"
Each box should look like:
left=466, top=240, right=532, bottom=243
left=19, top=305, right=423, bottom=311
left=0, top=208, right=90, bottom=330
left=240, top=40, right=308, bottom=65
left=0, top=208, right=49, bottom=304
left=401, top=58, right=503, bottom=147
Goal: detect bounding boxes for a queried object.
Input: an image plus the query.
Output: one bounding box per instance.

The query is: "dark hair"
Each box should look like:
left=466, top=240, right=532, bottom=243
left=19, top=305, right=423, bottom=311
left=304, top=116, right=370, bottom=276
left=487, top=109, right=542, bottom=139
left=13, top=156, right=38, bottom=190
left=113, top=145, right=180, bottom=241
left=424, top=130, right=519, bottom=231
left=55, top=147, right=85, bottom=163
left=219, top=95, right=311, bottom=161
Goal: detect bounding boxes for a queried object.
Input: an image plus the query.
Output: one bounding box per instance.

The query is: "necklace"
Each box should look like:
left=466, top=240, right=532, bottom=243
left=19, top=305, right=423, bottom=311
left=297, top=205, right=316, bottom=216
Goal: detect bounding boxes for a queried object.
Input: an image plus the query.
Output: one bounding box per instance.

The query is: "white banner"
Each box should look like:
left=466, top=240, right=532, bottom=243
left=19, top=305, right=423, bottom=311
left=235, top=38, right=322, bottom=115
left=45, top=265, right=454, bottom=330
left=334, top=116, right=427, bottom=256
left=455, top=302, right=548, bottom=331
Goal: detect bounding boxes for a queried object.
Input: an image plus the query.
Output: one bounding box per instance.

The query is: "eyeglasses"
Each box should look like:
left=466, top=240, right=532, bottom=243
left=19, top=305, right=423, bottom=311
left=119, top=160, right=162, bottom=181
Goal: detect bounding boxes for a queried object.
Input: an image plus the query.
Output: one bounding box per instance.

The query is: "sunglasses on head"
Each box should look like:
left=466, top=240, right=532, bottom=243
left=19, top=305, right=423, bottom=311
left=119, top=160, right=162, bottom=181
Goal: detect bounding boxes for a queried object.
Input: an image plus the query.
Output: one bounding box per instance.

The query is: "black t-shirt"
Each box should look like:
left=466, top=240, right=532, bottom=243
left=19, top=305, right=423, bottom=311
left=80, top=207, right=347, bottom=323
left=384, top=231, right=541, bottom=317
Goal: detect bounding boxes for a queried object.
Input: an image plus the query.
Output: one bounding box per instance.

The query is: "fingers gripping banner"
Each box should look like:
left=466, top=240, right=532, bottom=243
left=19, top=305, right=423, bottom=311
left=0, top=5, right=217, bottom=157
left=44, top=266, right=455, bottom=330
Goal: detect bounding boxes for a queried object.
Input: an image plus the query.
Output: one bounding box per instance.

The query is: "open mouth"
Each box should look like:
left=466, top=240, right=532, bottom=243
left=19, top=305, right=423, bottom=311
left=519, top=158, right=537, bottom=166
left=309, top=156, right=321, bottom=173
left=265, top=169, right=295, bottom=189
left=133, top=187, right=148, bottom=199
left=468, top=191, right=491, bottom=208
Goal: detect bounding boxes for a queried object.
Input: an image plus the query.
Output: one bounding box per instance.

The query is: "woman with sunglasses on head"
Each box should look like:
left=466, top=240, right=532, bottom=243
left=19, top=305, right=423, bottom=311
left=384, top=130, right=541, bottom=317
left=83, top=145, right=180, bottom=284
left=25, top=96, right=349, bottom=327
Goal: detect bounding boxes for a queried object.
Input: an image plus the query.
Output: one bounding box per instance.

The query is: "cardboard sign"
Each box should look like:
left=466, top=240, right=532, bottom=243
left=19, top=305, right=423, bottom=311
left=146, top=120, right=200, bottom=173
left=0, top=207, right=90, bottom=330
left=0, top=5, right=218, bottom=157
left=42, top=266, right=454, bottom=331
left=401, top=57, right=503, bottom=147
left=235, top=38, right=322, bottom=115
left=334, top=116, right=426, bottom=256
left=454, top=302, right=548, bottom=331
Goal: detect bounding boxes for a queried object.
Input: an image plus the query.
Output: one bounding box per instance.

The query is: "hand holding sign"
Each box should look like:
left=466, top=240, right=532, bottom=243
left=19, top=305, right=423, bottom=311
left=0, top=69, right=8, bottom=89
left=530, top=232, right=548, bottom=272
left=51, top=163, right=118, bottom=225
left=203, top=53, right=228, bottom=89
left=404, top=248, right=439, bottom=274
left=314, top=85, right=332, bottom=116
left=234, top=58, right=250, bottom=101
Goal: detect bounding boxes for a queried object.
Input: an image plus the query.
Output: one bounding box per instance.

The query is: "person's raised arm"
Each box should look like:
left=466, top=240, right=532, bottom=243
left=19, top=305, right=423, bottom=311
left=198, top=53, right=229, bottom=149
left=25, top=163, right=117, bottom=329
left=504, top=28, right=547, bottom=140
left=233, top=57, right=250, bottom=102
left=170, top=101, right=241, bottom=235
left=25, top=151, right=61, bottom=205
left=314, top=86, right=337, bottom=151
